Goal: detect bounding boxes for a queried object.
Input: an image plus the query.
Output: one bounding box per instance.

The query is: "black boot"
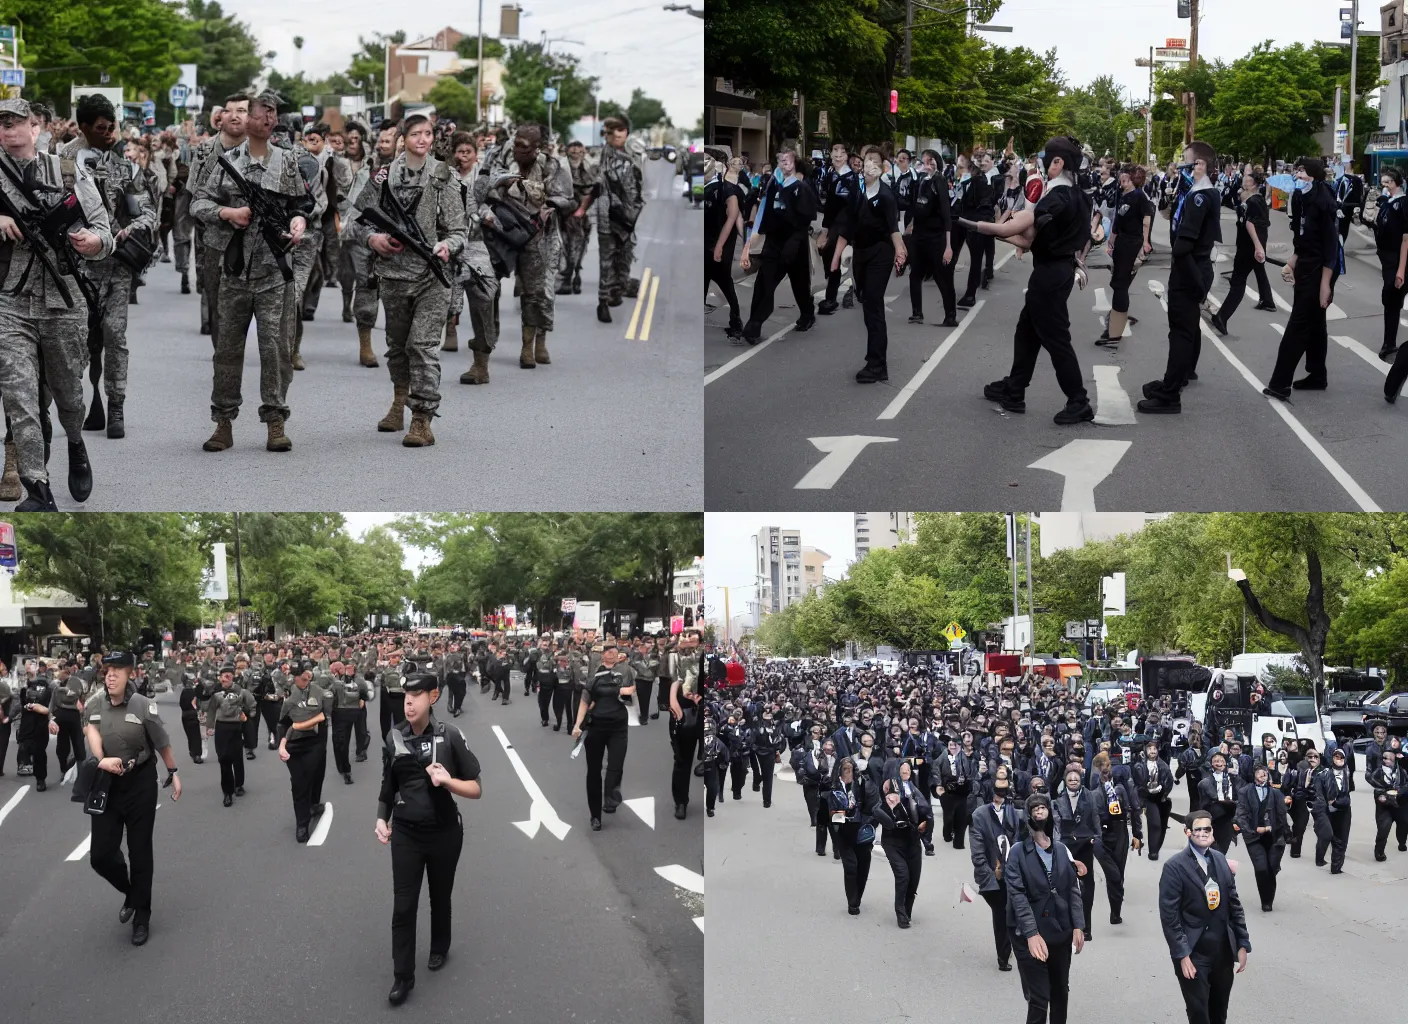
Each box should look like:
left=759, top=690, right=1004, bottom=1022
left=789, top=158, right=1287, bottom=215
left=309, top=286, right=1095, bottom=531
left=16, top=477, right=57, bottom=511
left=83, top=391, right=106, bottom=432
left=180, top=271, right=190, bottom=294
left=597, top=301, right=611, bottom=323
left=572, top=271, right=582, bottom=294
left=68, top=441, right=93, bottom=503
left=106, top=397, right=124, bottom=439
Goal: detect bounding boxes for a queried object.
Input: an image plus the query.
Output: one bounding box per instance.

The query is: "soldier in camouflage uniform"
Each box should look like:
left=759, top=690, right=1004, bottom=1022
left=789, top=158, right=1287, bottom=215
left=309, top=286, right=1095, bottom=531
left=299, top=122, right=351, bottom=326
left=283, top=118, right=326, bottom=372
left=486, top=125, right=575, bottom=368
left=558, top=140, right=598, bottom=294
left=442, top=131, right=478, bottom=355
left=61, top=93, right=157, bottom=441
left=191, top=91, right=313, bottom=454
left=188, top=96, right=249, bottom=342
left=447, top=131, right=499, bottom=384
left=595, top=116, right=646, bottom=323
left=353, top=112, right=465, bottom=448
left=0, top=98, right=114, bottom=511
left=337, top=121, right=383, bottom=368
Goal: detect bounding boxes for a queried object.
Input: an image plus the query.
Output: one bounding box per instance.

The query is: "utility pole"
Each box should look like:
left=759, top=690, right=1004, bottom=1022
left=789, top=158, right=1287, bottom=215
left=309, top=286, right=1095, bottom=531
left=1024, top=514, right=1033, bottom=625
left=233, top=512, right=245, bottom=640
left=1184, top=0, right=1199, bottom=144
left=905, top=0, right=913, bottom=76
left=475, top=0, right=484, bottom=124
left=1348, top=0, right=1360, bottom=162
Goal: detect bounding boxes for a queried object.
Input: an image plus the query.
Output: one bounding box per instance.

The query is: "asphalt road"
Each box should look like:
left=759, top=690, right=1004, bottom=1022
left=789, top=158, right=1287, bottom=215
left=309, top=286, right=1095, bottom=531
left=0, top=673, right=703, bottom=1024
left=48, top=157, right=699, bottom=511
left=706, top=761, right=1404, bottom=1024
left=706, top=204, right=1408, bottom=511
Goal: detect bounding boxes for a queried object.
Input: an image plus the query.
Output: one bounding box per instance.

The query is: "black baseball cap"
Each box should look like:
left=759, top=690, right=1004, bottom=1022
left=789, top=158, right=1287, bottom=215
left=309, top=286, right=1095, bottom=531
left=101, top=650, right=136, bottom=668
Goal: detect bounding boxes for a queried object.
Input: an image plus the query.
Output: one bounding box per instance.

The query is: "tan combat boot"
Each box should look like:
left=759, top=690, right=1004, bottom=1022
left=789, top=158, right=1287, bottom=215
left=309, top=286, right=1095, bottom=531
left=519, top=323, right=536, bottom=369
left=378, top=386, right=408, bottom=432
left=460, top=348, right=490, bottom=385
left=291, top=334, right=306, bottom=371
left=358, top=327, right=379, bottom=367
left=442, top=314, right=459, bottom=352
left=202, top=418, right=234, bottom=452
left=534, top=330, right=550, bottom=365
left=265, top=417, right=292, bottom=452
left=0, top=440, right=20, bottom=500
left=402, top=412, right=435, bottom=448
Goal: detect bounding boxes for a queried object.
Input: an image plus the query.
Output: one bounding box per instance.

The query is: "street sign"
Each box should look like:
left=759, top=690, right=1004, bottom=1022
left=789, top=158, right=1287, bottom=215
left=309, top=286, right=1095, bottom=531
left=573, top=600, right=600, bottom=631
left=168, top=83, right=189, bottom=106
left=816, top=110, right=829, bottom=135
left=186, top=92, right=204, bottom=112
left=941, top=620, right=967, bottom=643
left=542, top=86, right=558, bottom=104
left=1065, top=620, right=1086, bottom=640
left=0, top=26, right=13, bottom=41
left=1154, top=47, right=1189, bottom=60
left=1165, top=36, right=1186, bottom=47
left=0, top=68, right=23, bottom=87
left=560, top=597, right=576, bottom=613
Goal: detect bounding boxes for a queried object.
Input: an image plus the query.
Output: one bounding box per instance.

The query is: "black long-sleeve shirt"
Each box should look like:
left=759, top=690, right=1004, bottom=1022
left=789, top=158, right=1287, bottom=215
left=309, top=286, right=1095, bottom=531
left=909, top=171, right=952, bottom=236
left=1293, top=180, right=1340, bottom=272
left=848, top=181, right=900, bottom=248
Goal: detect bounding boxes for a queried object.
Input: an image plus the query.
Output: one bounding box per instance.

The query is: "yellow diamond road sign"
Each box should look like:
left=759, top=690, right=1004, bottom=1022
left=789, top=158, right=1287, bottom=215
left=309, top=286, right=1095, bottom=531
left=942, top=621, right=966, bottom=642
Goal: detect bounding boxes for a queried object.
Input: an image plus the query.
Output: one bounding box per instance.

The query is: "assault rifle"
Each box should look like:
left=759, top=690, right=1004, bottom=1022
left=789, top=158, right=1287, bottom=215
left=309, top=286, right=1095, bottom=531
left=216, top=154, right=295, bottom=282
left=358, top=179, right=452, bottom=288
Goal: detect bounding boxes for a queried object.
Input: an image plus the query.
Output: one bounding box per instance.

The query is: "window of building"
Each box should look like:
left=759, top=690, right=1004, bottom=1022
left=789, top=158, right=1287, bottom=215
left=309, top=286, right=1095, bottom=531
left=1392, top=11, right=1397, bottom=26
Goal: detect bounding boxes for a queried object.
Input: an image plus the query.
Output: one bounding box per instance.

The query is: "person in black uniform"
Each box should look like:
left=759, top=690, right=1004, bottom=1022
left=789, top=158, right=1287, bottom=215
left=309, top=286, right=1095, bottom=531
left=1369, top=745, right=1408, bottom=860
left=829, top=755, right=877, bottom=915
left=1210, top=169, right=1275, bottom=336
left=704, top=155, right=744, bottom=339
left=1264, top=157, right=1341, bottom=400
left=16, top=665, right=56, bottom=791
left=1052, top=765, right=1099, bottom=940
left=749, top=704, right=786, bottom=808
left=1139, top=141, right=1221, bottom=414
left=720, top=704, right=752, bottom=798
left=1097, top=164, right=1153, bottom=347
left=205, top=665, right=255, bottom=807
left=957, top=150, right=995, bottom=307
left=1233, top=762, right=1288, bottom=910
left=966, top=135, right=1095, bottom=425
left=375, top=672, right=482, bottom=1006
left=331, top=659, right=372, bottom=785
left=872, top=762, right=931, bottom=928
left=51, top=661, right=88, bottom=776
left=1314, top=746, right=1352, bottom=871
left=1335, top=162, right=1364, bottom=243
left=1158, top=809, right=1251, bottom=1024
left=1092, top=752, right=1142, bottom=926
left=700, top=716, right=729, bottom=816
left=1197, top=751, right=1239, bottom=853
left=970, top=764, right=1024, bottom=970
left=1004, top=793, right=1084, bottom=1024
left=572, top=640, right=635, bottom=831
left=1375, top=171, right=1408, bottom=394
left=176, top=671, right=204, bottom=763
left=278, top=661, right=332, bottom=843
left=829, top=151, right=906, bottom=382
left=82, top=650, right=182, bottom=946
left=1280, top=745, right=1319, bottom=857
left=906, top=150, right=957, bottom=327
left=936, top=734, right=977, bottom=848
left=1132, top=739, right=1175, bottom=859
left=815, top=142, right=857, bottom=315
left=739, top=150, right=817, bottom=344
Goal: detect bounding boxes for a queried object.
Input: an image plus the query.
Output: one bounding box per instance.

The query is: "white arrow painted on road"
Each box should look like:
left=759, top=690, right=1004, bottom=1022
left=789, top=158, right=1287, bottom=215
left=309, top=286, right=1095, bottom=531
left=1091, top=365, right=1136, bottom=425
left=0, top=785, right=29, bottom=827
left=655, top=864, right=704, bottom=894
left=794, top=436, right=898, bottom=489
left=1333, top=335, right=1390, bottom=376
left=308, top=802, right=334, bottom=846
left=492, top=725, right=572, bottom=841
left=1028, top=439, right=1132, bottom=511
left=623, top=796, right=655, bottom=829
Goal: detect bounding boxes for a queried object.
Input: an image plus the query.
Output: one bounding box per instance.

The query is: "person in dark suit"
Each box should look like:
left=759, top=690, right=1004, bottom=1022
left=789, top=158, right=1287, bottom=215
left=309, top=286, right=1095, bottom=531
left=1368, top=745, right=1408, bottom=861
left=970, top=763, right=1025, bottom=970
left=1176, top=728, right=1208, bottom=811
left=1004, top=792, right=1085, bottom=1024
left=936, top=735, right=977, bottom=849
left=1158, top=808, right=1251, bottom=1024
left=1280, top=746, right=1320, bottom=857
left=1091, top=753, right=1142, bottom=925
left=1052, top=765, right=1098, bottom=940
left=872, top=760, right=932, bottom=928
left=1314, top=746, right=1353, bottom=872
left=1029, top=734, right=1063, bottom=795
left=829, top=755, right=877, bottom=915
left=831, top=713, right=862, bottom=762
left=1233, top=762, right=1289, bottom=911
left=803, top=739, right=839, bottom=858
left=1197, top=751, right=1240, bottom=853
left=1132, top=740, right=1176, bottom=859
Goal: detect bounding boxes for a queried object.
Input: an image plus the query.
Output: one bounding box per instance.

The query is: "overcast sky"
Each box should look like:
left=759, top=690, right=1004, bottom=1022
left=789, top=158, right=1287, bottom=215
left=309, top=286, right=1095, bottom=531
left=703, top=513, right=858, bottom=624
left=241, top=0, right=702, bottom=129
left=990, top=2, right=1357, bottom=108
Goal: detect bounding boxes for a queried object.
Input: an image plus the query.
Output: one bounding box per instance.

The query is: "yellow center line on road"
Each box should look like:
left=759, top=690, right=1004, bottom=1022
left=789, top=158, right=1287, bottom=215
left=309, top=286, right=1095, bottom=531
left=638, top=274, right=661, bottom=341
left=625, top=267, right=653, bottom=340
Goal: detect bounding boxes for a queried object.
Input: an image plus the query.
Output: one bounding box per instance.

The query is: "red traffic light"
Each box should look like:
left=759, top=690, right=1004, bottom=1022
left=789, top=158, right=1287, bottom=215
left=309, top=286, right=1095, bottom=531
left=890, top=89, right=898, bottom=114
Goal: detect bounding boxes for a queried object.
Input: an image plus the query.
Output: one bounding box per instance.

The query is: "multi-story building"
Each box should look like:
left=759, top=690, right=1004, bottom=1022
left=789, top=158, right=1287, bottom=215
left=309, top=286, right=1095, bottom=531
left=673, top=557, right=704, bottom=612
left=385, top=25, right=505, bottom=124
left=800, top=547, right=830, bottom=596
left=1376, top=5, right=1406, bottom=152
left=854, top=512, right=914, bottom=560
left=753, top=526, right=803, bottom=620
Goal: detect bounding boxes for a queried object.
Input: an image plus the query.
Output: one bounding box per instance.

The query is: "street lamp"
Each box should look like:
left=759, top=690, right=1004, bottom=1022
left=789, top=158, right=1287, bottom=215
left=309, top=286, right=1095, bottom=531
left=1227, top=563, right=1247, bottom=654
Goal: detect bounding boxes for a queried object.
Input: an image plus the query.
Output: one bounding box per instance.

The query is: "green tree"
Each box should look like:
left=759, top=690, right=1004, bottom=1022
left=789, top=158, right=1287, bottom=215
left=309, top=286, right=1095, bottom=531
left=756, top=603, right=803, bottom=656
left=501, top=42, right=597, bottom=126
left=626, top=87, right=670, bottom=129
left=425, top=76, right=479, bottom=122
left=455, top=36, right=506, bottom=61
left=598, top=99, right=627, bottom=122
left=1202, top=43, right=1326, bottom=163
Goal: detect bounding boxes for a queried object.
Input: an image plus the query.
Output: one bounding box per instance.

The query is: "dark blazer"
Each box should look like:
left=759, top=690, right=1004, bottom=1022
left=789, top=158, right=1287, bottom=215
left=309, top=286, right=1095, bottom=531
left=1052, top=786, right=1101, bottom=847
left=970, top=799, right=1026, bottom=891
left=1157, top=844, right=1251, bottom=960
left=1369, top=764, right=1406, bottom=811
left=831, top=725, right=862, bottom=761
left=1315, top=765, right=1353, bottom=813
left=1198, top=772, right=1240, bottom=821
left=1234, top=782, right=1290, bottom=845
left=1093, top=777, right=1144, bottom=840
left=872, top=778, right=933, bottom=843
left=936, top=749, right=978, bottom=794
left=1004, top=838, right=1085, bottom=942
left=1131, top=758, right=1176, bottom=803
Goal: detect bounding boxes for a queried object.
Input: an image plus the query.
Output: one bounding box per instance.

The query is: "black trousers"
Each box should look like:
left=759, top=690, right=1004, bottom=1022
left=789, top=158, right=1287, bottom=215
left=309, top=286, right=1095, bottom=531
left=908, top=229, right=956, bottom=319
left=18, top=723, right=48, bottom=782
left=981, top=884, right=1013, bottom=964
left=821, top=231, right=845, bottom=303
left=1006, top=259, right=1087, bottom=403
left=331, top=707, right=359, bottom=775
left=1381, top=254, right=1408, bottom=355
left=1094, top=826, right=1128, bottom=919
left=523, top=664, right=535, bottom=696
left=634, top=678, right=654, bottom=724
left=1176, top=935, right=1234, bottom=1024
left=670, top=712, right=703, bottom=808
left=755, top=753, right=776, bottom=805
left=390, top=820, right=463, bottom=982
left=53, top=707, right=85, bottom=774
left=492, top=671, right=510, bottom=701
left=89, top=757, right=158, bottom=927
left=537, top=679, right=556, bottom=724
left=1162, top=257, right=1214, bottom=388
left=883, top=832, right=922, bottom=917
left=214, top=720, right=245, bottom=796
left=1069, top=838, right=1096, bottom=932
left=1013, top=935, right=1072, bottom=1024
left=1288, top=794, right=1312, bottom=855
left=180, top=715, right=202, bottom=761
left=744, top=236, right=812, bottom=339
left=1268, top=260, right=1336, bottom=390
left=260, top=700, right=281, bottom=748
left=1373, top=802, right=1408, bottom=856
left=836, top=825, right=873, bottom=909
left=961, top=228, right=993, bottom=299
left=1144, top=796, right=1172, bottom=858
left=445, top=672, right=466, bottom=714
left=940, top=789, right=973, bottom=848
left=381, top=690, right=407, bottom=745
left=729, top=755, right=749, bottom=798
left=1218, top=237, right=1273, bottom=325
left=1244, top=833, right=1283, bottom=906
left=584, top=720, right=628, bottom=819
left=286, top=738, right=327, bottom=831
left=1210, top=812, right=1235, bottom=854
left=854, top=240, right=894, bottom=371
left=704, top=764, right=724, bottom=811
left=551, top=683, right=570, bottom=728
left=943, top=225, right=966, bottom=308
left=1109, top=234, right=1141, bottom=314
left=355, top=704, right=370, bottom=757
left=706, top=243, right=740, bottom=322
left=0, top=718, right=9, bottom=772
left=1314, top=806, right=1351, bottom=870
left=656, top=677, right=672, bottom=712
left=241, top=707, right=260, bottom=751
left=805, top=785, right=832, bottom=853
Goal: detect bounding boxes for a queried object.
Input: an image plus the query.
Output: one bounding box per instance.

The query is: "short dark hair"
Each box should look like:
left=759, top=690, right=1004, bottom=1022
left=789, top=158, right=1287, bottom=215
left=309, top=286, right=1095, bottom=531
left=1383, top=166, right=1404, bottom=188
left=223, top=92, right=251, bottom=107
left=601, top=116, right=628, bottom=133
left=75, top=93, right=116, bottom=127
left=1297, top=156, right=1325, bottom=180
left=1187, top=808, right=1213, bottom=829
left=344, top=120, right=367, bottom=138
left=1185, top=141, right=1217, bottom=171
left=450, top=130, right=475, bottom=151
left=308, top=121, right=330, bottom=137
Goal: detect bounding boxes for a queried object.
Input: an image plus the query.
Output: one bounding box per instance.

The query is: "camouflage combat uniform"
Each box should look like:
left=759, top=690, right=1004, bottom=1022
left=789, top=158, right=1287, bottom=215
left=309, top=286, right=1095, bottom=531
left=338, top=154, right=381, bottom=364
left=597, top=138, right=646, bottom=304
left=558, top=154, right=598, bottom=291
left=303, top=146, right=350, bottom=319
left=289, top=147, right=327, bottom=369
left=188, top=134, right=241, bottom=339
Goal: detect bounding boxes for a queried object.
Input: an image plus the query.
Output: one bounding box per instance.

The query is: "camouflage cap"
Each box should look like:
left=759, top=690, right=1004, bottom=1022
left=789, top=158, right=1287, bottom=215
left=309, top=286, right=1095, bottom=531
left=0, top=97, right=31, bottom=119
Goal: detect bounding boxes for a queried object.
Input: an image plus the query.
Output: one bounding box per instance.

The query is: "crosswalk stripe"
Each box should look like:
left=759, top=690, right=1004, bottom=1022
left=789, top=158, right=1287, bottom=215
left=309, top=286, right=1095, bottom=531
left=654, top=864, right=704, bottom=894
left=308, top=802, right=334, bottom=846
left=1333, top=335, right=1390, bottom=376
left=877, top=299, right=987, bottom=420
left=0, top=785, right=29, bottom=827
left=1092, top=364, right=1136, bottom=425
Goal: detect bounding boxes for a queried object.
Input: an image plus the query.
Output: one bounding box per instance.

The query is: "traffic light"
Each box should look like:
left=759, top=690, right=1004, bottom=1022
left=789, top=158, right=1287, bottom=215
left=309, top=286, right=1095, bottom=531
left=890, top=90, right=899, bottom=114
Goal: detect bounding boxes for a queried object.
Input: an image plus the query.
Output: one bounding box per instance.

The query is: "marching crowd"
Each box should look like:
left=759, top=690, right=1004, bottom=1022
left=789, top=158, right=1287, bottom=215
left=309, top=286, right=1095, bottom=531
left=0, top=624, right=704, bottom=1006
left=705, top=131, right=1408, bottom=415
left=0, top=90, right=651, bottom=509
left=704, top=658, right=1408, bottom=1024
